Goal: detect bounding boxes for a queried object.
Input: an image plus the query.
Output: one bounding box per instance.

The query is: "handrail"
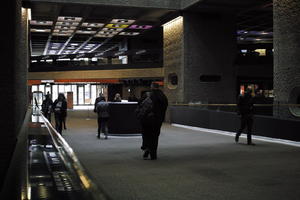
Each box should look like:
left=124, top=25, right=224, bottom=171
left=39, top=111, right=110, bottom=200
left=171, top=103, right=300, bottom=107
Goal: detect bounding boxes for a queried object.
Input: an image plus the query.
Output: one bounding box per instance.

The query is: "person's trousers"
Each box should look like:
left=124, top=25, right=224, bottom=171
left=236, top=114, right=253, bottom=144
left=143, top=122, right=162, bottom=159
left=54, top=114, right=63, bottom=134
left=97, top=117, right=109, bottom=136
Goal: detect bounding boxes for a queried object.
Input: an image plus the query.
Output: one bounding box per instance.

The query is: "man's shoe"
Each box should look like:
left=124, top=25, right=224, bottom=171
left=143, top=150, right=149, bottom=159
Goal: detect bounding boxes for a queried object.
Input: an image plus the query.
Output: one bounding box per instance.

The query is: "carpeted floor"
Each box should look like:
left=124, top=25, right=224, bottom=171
left=62, top=114, right=300, bottom=200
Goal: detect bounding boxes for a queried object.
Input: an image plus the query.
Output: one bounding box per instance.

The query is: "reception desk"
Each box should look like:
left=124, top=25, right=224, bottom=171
left=107, top=102, right=142, bottom=134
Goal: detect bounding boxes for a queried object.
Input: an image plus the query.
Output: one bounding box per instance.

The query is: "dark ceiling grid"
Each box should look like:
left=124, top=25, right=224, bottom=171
left=42, top=4, right=62, bottom=55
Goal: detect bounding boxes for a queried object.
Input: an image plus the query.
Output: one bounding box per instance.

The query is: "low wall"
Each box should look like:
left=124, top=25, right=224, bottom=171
left=170, top=106, right=300, bottom=141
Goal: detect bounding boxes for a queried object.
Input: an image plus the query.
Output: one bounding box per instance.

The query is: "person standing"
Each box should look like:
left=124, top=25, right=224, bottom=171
left=235, top=88, right=255, bottom=145
left=61, top=94, right=67, bottom=129
left=113, top=93, right=122, bottom=102
left=41, top=94, right=53, bottom=122
left=53, top=93, right=67, bottom=134
left=95, top=96, right=110, bottom=139
left=142, top=83, right=168, bottom=160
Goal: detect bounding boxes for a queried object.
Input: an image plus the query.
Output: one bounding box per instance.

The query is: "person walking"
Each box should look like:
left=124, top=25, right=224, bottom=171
left=41, top=94, right=53, bottom=122
left=113, top=93, right=122, bottom=102
left=95, top=96, right=110, bottom=139
left=138, top=83, right=168, bottom=160
left=53, top=93, right=67, bottom=134
left=235, top=88, right=255, bottom=145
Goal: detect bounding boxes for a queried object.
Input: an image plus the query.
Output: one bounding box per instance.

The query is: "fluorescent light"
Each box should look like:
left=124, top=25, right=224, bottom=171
left=105, top=24, right=129, bottom=29
left=111, top=19, right=135, bottom=25
left=119, top=32, right=140, bottom=36
left=27, top=8, right=32, bottom=20
left=30, top=29, right=51, bottom=33
left=102, top=28, right=123, bottom=32
left=81, top=22, right=104, bottom=28
left=30, top=20, right=53, bottom=26
left=129, top=25, right=153, bottom=30
left=57, top=16, right=82, bottom=22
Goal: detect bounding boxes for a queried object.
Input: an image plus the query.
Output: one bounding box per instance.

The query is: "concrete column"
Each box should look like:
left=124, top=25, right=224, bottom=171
left=273, top=0, right=300, bottom=119
left=0, top=0, right=29, bottom=188
left=163, top=13, right=236, bottom=105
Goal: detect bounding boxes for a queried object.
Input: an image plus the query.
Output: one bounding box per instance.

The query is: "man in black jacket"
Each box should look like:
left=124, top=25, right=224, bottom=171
left=143, top=82, right=168, bottom=160
left=235, top=88, right=255, bottom=145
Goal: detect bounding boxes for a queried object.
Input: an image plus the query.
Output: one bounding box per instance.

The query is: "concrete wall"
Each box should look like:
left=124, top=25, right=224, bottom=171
left=273, top=0, right=300, bottom=119
left=24, top=0, right=181, bottom=9
left=0, top=0, right=29, bottom=189
left=183, top=13, right=237, bottom=104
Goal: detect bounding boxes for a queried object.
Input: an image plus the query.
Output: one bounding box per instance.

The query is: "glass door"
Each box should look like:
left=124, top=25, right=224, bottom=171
left=78, top=85, right=84, bottom=105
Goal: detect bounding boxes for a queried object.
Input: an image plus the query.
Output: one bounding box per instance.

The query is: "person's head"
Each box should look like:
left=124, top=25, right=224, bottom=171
left=58, top=93, right=65, bottom=100
left=99, top=93, right=104, bottom=97
left=115, top=93, right=120, bottom=98
left=150, top=82, right=159, bottom=90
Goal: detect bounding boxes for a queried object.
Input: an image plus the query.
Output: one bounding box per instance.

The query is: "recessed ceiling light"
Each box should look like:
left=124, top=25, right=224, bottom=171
left=52, top=33, right=72, bottom=36
left=129, top=25, right=153, bottom=29
left=81, top=22, right=104, bottom=28
left=56, top=22, right=79, bottom=26
left=110, top=19, right=135, bottom=25
left=30, top=29, right=51, bottom=33
left=105, top=24, right=129, bottom=29
left=119, top=32, right=140, bottom=36
left=102, top=28, right=123, bottom=32
left=30, top=20, right=53, bottom=26
left=57, top=16, right=82, bottom=22
left=98, top=31, right=119, bottom=35
left=55, top=26, right=77, bottom=30
left=76, top=30, right=97, bottom=34
left=95, top=34, right=114, bottom=38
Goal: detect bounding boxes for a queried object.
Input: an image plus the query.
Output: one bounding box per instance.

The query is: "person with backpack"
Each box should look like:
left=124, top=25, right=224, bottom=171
left=94, top=96, right=110, bottom=139
left=53, top=93, right=67, bottom=134
left=41, top=94, right=53, bottom=122
left=136, top=83, right=168, bottom=160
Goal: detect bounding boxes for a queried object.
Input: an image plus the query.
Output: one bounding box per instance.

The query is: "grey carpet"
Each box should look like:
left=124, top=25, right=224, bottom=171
left=62, top=115, right=300, bottom=200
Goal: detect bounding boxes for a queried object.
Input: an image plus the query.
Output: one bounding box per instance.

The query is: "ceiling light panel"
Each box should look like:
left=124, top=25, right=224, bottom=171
left=98, top=31, right=119, bottom=35
left=55, top=26, right=77, bottom=30
left=56, top=22, right=79, bottom=26
left=76, top=30, right=97, bottom=34
left=105, top=24, right=129, bottom=29
left=30, top=29, right=51, bottom=33
left=119, top=32, right=140, bottom=36
left=102, top=28, right=123, bottom=32
left=30, top=20, right=53, bottom=26
left=53, top=29, right=74, bottom=34
left=81, top=22, right=104, bottom=28
left=94, top=34, right=114, bottom=38
left=57, top=16, right=82, bottom=22
left=110, top=19, right=135, bottom=25
left=129, top=25, right=153, bottom=29
left=52, top=33, right=72, bottom=36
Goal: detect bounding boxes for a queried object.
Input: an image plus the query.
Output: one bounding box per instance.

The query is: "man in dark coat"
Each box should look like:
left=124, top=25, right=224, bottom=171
left=53, top=93, right=67, bottom=134
left=143, top=82, right=168, bottom=160
left=41, top=94, right=53, bottom=122
left=235, top=88, right=255, bottom=145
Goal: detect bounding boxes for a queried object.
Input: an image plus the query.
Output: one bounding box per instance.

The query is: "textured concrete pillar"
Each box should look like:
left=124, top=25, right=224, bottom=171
left=0, top=0, right=29, bottom=188
left=273, top=0, right=300, bottom=119
left=163, top=13, right=236, bottom=105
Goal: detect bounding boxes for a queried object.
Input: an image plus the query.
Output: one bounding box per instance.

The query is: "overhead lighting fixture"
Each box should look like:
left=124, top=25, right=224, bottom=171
left=76, top=30, right=96, bottom=34
left=105, top=24, right=129, bottom=29
left=119, top=32, right=140, bottom=36
left=81, top=22, right=104, bottom=28
left=110, top=19, right=135, bottom=25
left=30, top=20, right=53, bottom=26
left=56, top=22, right=79, bottom=26
left=102, top=27, right=123, bottom=32
left=53, top=29, right=74, bottom=34
left=52, top=33, right=72, bottom=36
left=55, top=26, right=77, bottom=30
left=30, top=29, right=51, bottom=33
left=129, top=25, right=153, bottom=30
left=57, top=16, right=82, bottom=22
left=98, top=31, right=119, bottom=35
left=27, top=8, right=32, bottom=20
left=94, top=34, right=114, bottom=38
